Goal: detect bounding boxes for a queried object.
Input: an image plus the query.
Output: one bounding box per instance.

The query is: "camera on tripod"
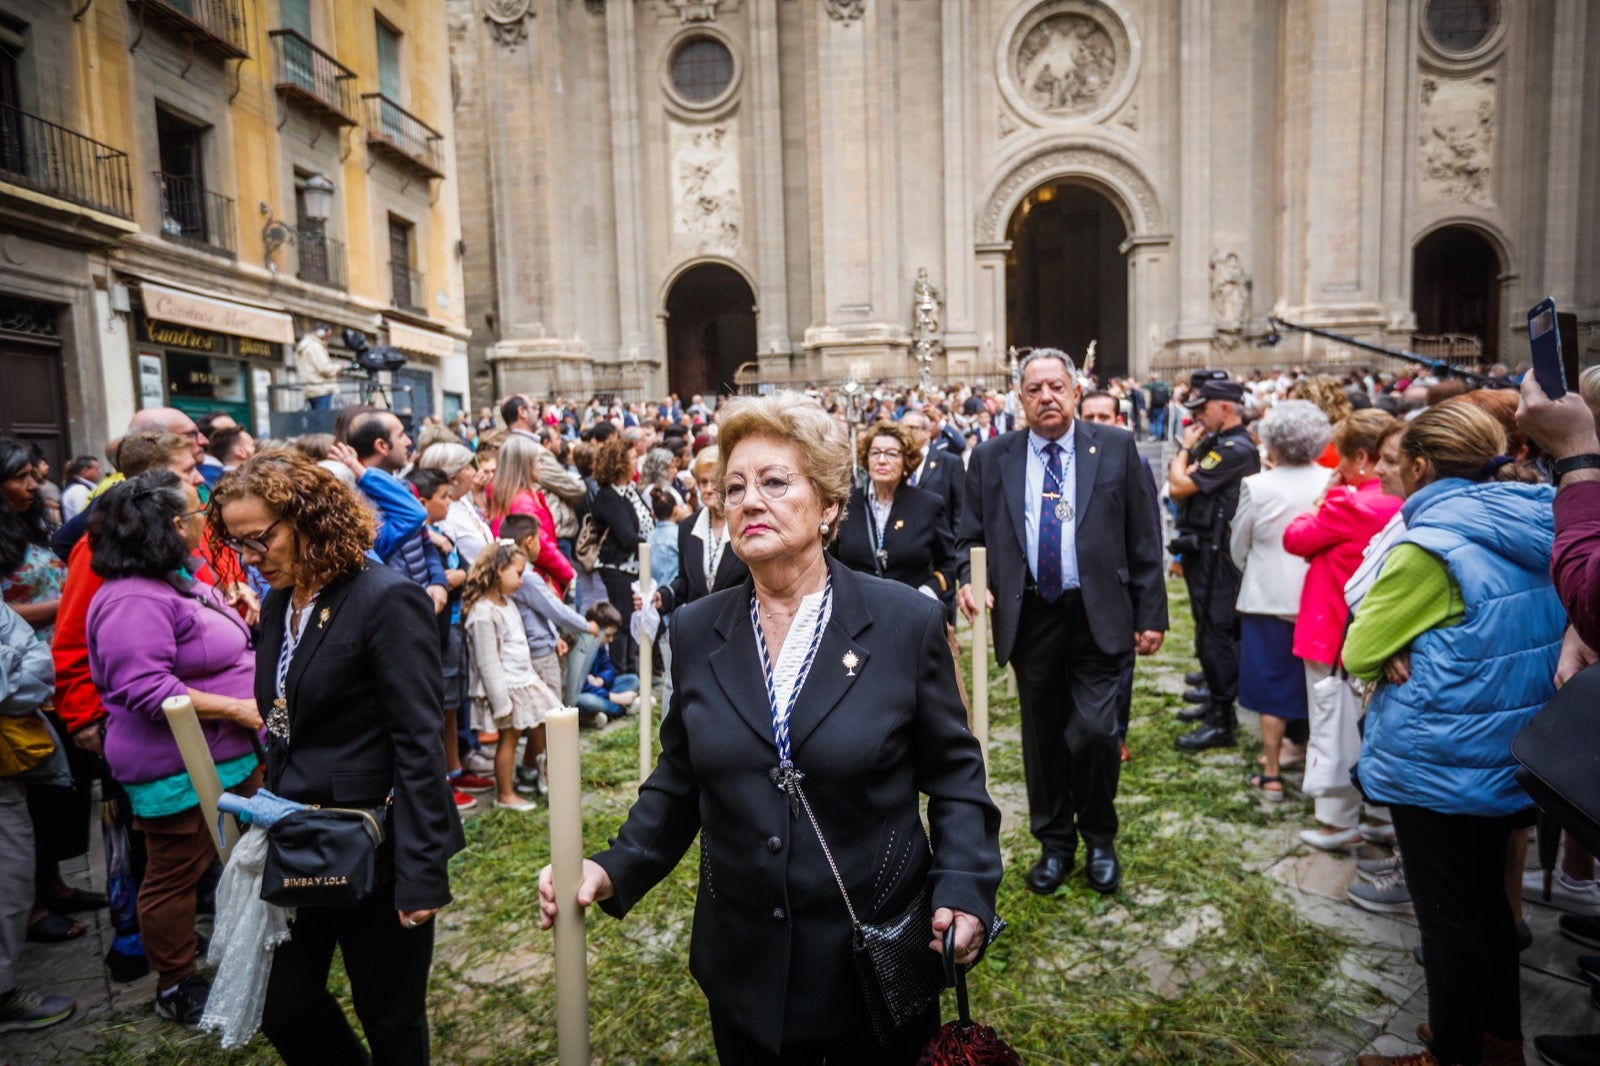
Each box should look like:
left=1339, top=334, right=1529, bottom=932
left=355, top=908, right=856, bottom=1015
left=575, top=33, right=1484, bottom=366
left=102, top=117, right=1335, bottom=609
left=342, top=328, right=408, bottom=373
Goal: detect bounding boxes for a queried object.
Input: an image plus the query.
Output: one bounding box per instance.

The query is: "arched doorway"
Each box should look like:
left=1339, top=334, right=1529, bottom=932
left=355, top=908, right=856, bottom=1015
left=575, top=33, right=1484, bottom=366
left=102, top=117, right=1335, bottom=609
left=1006, top=181, right=1129, bottom=378
left=1413, top=225, right=1502, bottom=364
left=664, top=263, right=756, bottom=397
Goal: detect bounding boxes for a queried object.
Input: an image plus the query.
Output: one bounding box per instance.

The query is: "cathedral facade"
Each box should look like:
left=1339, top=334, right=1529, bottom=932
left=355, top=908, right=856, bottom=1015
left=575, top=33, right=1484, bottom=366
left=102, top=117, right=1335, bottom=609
left=448, top=0, right=1599, bottom=401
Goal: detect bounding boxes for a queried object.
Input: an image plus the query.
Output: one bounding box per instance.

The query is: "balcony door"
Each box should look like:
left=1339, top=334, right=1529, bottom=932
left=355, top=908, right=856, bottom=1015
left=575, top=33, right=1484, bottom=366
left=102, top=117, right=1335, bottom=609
left=281, top=0, right=315, bottom=92
left=388, top=216, right=415, bottom=311
left=157, top=109, right=208, bottom=243
left=0, top=25, right=26, bottom=178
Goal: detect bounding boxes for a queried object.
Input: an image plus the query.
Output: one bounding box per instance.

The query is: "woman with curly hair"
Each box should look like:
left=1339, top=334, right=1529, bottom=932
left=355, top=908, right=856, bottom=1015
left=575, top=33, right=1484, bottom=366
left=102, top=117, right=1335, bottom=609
left=589, top=436, right=651, bottom=672
left=0, top=437, right=65, bottom=639
left=210, top=451, right=463, bottom=1066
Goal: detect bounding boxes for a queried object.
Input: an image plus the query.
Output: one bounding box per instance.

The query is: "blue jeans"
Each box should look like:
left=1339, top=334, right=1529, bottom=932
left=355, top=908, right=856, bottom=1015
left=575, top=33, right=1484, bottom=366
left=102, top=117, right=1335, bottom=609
left=307, top=394, right=333, bottom=411
left=575, top=674, right=639, bottom=718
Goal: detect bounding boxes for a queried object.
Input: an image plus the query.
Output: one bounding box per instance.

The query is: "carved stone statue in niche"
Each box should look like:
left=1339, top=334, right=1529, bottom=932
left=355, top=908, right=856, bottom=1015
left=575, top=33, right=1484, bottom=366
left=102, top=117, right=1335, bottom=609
left=482, top=0, right=532, bottom=49
left=1209, top=251, right=1251, bottom=350
left=1418, top=74, right=1496, bottom=206
left=667, top=0, right=721, bottom=22
left=672, top=124, right=742, bottom=254
left=1016, top=14, right=1117, bottom=114
left=911, top=268, right=943, bottom=385
left=826, top=0, right=866, bottom=26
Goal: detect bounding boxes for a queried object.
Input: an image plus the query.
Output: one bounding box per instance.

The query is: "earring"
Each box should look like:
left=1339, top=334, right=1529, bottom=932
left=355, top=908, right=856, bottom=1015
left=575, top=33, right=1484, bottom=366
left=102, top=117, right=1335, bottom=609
left=820, top=522, right=830, bottom=535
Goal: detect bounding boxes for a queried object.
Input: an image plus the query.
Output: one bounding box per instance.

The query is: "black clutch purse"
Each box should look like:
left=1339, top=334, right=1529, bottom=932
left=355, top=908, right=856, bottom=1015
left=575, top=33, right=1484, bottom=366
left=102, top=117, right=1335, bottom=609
left=1512, top=662, right=1600, bottom=857
left=261, top=805, right=387, bottom=908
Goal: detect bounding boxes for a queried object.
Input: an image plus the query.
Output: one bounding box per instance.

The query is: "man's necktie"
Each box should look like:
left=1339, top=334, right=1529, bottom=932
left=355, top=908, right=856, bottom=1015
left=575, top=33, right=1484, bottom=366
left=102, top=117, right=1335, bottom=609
left=1037, top=442, right=1063, bottom=602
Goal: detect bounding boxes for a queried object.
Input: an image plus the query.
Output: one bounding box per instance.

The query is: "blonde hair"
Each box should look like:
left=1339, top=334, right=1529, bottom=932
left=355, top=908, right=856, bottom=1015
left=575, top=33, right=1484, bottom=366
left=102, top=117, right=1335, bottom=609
left=489, top=435, right=543, bottom=522
left=418, top=442, right=476, bottom=479
left=716, top=392, right=851, bottom=543
left=1287, top=375, right=1353, bottom=425
left=1399, top=400, right=1508, bottom=483
left=460, top=540, right=527, bottom=618
left=1331, top=408, right=1397, bottom=462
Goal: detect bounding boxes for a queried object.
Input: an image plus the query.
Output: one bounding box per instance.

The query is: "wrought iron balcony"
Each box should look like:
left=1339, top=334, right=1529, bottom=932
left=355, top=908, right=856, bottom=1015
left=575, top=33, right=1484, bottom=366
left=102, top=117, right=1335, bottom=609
left=296, top=228, right=347, bottom=290
left=362, top=94, right=445, bottom=180
left=127, top=0, right=249, bottom=59
left=0, top=104, right=133, bottom=220
left=155, top=171, right=236, bottom=257
left=269, top=30, right=357, bottom=127
left=389, top=260, right=425, bottom=314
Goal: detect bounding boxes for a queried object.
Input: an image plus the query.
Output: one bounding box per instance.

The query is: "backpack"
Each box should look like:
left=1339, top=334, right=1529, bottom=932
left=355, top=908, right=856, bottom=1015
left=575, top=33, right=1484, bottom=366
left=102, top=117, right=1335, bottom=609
left=1148, top=381, right=1171, bottom=407
left=574, top=513, right=607, bottom=571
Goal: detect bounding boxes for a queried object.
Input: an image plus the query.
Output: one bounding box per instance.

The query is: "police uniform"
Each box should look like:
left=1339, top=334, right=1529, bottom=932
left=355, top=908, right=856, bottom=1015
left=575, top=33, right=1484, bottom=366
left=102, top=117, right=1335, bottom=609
left=1172, top=376, right=1259, bottom=748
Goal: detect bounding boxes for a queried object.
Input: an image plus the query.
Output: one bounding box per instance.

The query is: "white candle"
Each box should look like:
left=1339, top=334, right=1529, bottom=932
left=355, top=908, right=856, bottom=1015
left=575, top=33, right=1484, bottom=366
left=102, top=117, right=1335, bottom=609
left=970, top=547, right=990, bottom=775
left=637, top=540, right=653, bottom=783
left=161, top=695, right=240, bottom=860
left=545, top=704, right=590, bottom=1066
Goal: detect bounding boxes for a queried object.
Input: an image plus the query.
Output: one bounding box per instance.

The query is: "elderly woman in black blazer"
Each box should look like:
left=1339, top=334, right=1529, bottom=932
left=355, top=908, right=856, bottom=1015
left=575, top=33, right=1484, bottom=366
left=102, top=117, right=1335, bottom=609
left=210, top=451, right=463, bottom=1066
left=540, top=392, right=1001, bottom=1062
left=831, top=419, right=956, bottom=601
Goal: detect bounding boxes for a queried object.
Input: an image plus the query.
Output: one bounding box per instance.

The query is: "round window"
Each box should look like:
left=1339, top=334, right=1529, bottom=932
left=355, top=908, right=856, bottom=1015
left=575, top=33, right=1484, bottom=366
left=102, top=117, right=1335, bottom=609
left=1424, top=0, right=1498, bottom=54
left=670, top=37, right=734, bottom=104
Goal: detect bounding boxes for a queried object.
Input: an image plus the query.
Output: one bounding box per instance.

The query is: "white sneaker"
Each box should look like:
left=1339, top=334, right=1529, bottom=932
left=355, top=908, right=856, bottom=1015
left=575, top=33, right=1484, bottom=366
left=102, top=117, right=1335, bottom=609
left=462, top=750, right=495, bottom=775
left=1523, top=868, right=1600, bottom=913
left=1299, top=826, right=1362, bottom=852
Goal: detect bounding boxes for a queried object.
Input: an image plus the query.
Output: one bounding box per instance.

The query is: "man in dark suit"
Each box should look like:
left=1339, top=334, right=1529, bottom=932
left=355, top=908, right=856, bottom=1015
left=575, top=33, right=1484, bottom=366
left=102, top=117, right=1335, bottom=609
left=901, top=409, right=964, bottom=534
left=957, top=349, right=1168, bottom=896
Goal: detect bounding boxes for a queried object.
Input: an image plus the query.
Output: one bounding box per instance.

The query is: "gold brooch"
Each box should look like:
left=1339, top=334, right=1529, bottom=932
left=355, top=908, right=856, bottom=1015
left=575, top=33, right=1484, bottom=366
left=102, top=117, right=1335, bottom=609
left=893, top=519, right=904, bottom=530
left=318, top=608, right=330, bottom=629
left=842, top=651, right=859, bottom=677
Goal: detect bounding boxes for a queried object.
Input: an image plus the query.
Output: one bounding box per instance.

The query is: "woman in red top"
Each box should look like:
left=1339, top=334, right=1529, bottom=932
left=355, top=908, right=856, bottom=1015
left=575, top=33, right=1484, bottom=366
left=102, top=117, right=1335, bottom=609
left=1283, top=408, right=1403, bottom=850
left=488, top=435, right=574, bottom=593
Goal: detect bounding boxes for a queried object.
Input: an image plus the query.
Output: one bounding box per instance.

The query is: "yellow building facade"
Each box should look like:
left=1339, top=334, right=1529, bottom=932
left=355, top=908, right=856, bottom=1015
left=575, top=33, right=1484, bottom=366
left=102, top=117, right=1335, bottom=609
left=0, top=0, right=468, bottom=463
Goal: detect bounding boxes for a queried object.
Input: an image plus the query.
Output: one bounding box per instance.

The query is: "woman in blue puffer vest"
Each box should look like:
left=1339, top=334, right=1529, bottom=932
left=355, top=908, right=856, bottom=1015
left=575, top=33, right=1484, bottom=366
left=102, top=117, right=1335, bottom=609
left=1344, top=400, right=1562, bottom=1066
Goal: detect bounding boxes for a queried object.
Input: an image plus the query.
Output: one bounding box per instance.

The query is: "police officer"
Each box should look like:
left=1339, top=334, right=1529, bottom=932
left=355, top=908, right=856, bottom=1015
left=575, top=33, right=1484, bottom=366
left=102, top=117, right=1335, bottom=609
left=1167, top=372, right=1259, bottom=751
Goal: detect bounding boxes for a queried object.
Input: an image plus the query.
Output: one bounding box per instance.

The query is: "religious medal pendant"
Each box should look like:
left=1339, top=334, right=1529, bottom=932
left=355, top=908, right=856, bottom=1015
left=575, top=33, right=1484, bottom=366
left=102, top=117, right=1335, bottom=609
left=769, top=762, right=805, bottom=817
left=875, top=548, right=888, bottom=571
left=1055, top=499, right=1073, bottom=522
left=267, top=697, right=291, bottom=742
left=842, top=650, right=860, bottom=677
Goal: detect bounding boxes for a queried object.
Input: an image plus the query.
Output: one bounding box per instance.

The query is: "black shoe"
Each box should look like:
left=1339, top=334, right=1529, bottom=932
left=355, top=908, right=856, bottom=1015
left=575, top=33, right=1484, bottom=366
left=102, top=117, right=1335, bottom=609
left=1534, top=1032, right=1600, bottom=1066
left=106, top=945, right=150, bottom=983
left=1176, top=703, right=1208, bottom=722
left=1025, top=854, right=1072, bottom=895
left=1182, top=687, right=1211, bottom=704
left=1175, top=722, right=1235, bottom=752
left=153, top=973, right=210, bottom=1026
left=1518, top=921, right=1534, bottom=952
left=1184, top=671, right=1205, bottom=686
left=1566, top=914, right=1600, bottom=950
left=1085, top=844, right=1121, bottom=895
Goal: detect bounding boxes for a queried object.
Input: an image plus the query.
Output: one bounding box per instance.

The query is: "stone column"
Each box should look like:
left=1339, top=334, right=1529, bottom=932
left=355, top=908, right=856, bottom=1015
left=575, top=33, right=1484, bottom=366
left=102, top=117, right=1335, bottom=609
left=941, top=0, right=977, bottom=364
left=606, top=0, right=658, bottom=383
left=973, top=242, right=1010, bottom=372
left=1124, top=236, right=1173, bottom=380
left=1542, top=0, right=1586, bottom=307
left=749, top=0, right=792, bottom=365
left=1174, top=0, right=1214, bottom=358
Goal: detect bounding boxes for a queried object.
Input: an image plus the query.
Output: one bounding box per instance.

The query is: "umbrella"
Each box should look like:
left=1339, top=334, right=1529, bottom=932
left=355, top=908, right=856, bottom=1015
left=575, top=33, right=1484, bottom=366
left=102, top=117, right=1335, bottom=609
left=917, top=926, right=1020, bottom=1066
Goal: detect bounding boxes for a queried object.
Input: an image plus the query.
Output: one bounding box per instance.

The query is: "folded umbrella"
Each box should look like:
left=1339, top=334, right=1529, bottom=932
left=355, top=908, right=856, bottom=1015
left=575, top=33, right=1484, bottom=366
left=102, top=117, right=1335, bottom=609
left=917, top=926, right=1020, bottom=1066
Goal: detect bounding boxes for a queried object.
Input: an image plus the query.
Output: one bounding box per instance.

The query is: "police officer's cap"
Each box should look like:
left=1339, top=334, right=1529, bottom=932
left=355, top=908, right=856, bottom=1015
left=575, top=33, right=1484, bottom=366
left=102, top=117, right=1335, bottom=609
left=1188, top=369, right=1229, bottom=390
left=1182, top=377, right=1246, bottom=409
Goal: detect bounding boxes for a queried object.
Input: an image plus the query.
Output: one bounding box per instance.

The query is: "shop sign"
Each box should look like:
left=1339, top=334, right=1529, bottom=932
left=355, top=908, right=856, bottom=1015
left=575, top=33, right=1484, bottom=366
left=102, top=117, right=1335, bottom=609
left=136, top=313, right=224, bottom=353
left=387, top=320, right=457, bottom=361
left=138, top=281, right=296, bottom=345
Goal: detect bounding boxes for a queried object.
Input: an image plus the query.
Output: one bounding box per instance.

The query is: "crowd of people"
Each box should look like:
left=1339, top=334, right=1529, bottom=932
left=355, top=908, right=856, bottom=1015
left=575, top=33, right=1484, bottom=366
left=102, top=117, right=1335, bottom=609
left=1, top=353, right=1599, bottom=1065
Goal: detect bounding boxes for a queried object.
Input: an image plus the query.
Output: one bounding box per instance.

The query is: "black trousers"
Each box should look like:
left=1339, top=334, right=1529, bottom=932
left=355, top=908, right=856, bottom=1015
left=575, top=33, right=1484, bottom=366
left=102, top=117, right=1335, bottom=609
left=261, top=889, right=436, bottom=1065
left=1391, top=804, right=1523, bottom=1064
left=598, top=566, right=639, bottom=673
left=1011, top=589, right=1130, bottom=855
left=710, top=1002, right=938, bottom=1065
left=1182, top=546, right=1241, bottom=707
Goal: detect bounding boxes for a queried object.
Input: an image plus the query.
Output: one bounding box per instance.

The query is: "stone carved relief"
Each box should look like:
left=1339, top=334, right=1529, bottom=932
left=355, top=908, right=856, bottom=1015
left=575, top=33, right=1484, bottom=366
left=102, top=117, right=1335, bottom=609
left=1418, top=74, right=1496, bottom=206
left=826, top=0, right=865, bottom=25
left=667, top=0, right=720, bottom=21
left=977, top=145, right=1163, bottom=243
left=911, top=268, right=943, bottom=383
left=671, top=122, right=742, bottom=254
left=1209, top=250, right=1251, bottom=350
left=1016, top=14, right=1117, bottom=114
left=998, top=111, right=1019, bottom=138
left=483, top=0, right=532, bottom=48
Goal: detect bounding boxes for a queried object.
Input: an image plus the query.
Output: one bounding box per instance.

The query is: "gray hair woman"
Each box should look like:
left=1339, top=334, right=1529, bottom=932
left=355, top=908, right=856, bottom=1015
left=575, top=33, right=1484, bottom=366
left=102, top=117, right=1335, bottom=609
left=538, top=391, right=1002, bottom=1061
left=1229, top=400, right=1331, bottom=799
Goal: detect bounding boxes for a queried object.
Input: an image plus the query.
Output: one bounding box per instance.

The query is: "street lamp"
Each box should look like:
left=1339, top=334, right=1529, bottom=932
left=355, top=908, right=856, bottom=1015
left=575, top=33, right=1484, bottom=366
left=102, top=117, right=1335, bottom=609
left=261, top=173, right=336, bottom=265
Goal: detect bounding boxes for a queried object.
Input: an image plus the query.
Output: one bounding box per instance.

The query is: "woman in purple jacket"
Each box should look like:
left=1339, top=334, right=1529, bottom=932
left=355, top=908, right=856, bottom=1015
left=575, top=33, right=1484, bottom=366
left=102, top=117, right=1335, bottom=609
left=87, top=470, right=262, bottom=1026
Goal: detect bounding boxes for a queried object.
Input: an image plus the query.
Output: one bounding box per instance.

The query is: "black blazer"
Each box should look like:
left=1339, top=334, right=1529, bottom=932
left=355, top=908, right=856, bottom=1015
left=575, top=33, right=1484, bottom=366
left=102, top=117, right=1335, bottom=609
left=590, top=484, right=644, bottom=569
left=911, top=447, right=964, bottom=534
left=657, top=507, right=749, bottom=613
left=592, top=557, right=1001, bottom=1050
left=956, top=420, right=1168, bottom=664
left=829, top=482, right=956, bottom=600
left=256, top=563, right=465, bottom=911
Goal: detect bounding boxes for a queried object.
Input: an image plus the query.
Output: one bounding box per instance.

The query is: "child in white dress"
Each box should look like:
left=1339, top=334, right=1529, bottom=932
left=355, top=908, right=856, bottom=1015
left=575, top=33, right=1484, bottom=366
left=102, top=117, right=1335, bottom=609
left=462, top=541, right=562, bottom=811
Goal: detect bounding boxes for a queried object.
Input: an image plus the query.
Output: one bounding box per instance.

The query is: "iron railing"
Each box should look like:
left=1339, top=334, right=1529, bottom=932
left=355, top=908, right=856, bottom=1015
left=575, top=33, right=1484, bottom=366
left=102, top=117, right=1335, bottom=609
left=296, top=228, right=347, bottom=289
left=361, top=94, right=444, bottom=179
left=155, top=171, right=236, bottom=256
left=269, top=30, right=357, bottom=125
left=389, top=260, right=424, bottom=313
left=127, top=0, right=249, bottom=58
left=0, top=103, right=134, bottom=219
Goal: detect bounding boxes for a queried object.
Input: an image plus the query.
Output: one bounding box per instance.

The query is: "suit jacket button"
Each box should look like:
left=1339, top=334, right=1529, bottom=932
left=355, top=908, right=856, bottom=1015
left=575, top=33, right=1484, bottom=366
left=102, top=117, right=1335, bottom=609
left=766, top=836, right=782, bottom=853
left=772, top=907, right=786, bottom=922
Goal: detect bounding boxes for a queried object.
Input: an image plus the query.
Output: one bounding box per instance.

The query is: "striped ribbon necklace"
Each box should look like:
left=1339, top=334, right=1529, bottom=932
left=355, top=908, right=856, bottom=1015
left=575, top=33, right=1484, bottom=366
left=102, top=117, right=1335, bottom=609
left=751, top=576, right=832, bottom=816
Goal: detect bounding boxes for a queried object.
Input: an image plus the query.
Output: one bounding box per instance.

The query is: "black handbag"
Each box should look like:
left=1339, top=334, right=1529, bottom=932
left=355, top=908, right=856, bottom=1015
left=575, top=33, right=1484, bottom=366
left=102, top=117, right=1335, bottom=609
left=1512, top=662, right=1600, bottom=858
left=261, top=804, right=388, bottom=908
left=791, top=778, right=1002, bottom=1046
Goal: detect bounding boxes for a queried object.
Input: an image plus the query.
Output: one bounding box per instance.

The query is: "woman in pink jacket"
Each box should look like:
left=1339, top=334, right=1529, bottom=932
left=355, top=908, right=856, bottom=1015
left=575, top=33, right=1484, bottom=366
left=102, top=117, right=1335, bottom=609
left=1283, top=408, right=1403, bottom=850
left=487, top=436, right=574, bottom=594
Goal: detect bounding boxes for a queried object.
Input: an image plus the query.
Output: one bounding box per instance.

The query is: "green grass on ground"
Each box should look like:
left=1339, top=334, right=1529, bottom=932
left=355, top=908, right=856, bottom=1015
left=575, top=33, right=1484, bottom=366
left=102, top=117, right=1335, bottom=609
left=83, top=578, right=1367, bottom=1065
